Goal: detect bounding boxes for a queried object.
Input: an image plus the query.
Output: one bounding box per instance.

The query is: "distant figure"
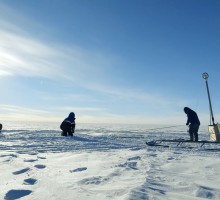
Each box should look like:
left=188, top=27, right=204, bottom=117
left=0, top=123, right=2, bottom=133
left=184, top=107, right=200, bottom=141
left=60, top=112, right=76, bottom=136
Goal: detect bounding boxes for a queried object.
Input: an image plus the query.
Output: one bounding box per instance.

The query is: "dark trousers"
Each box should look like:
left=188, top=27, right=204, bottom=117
left=60, top=122, right=74, bottom=136
left=189, top=124, right=199, bottom=141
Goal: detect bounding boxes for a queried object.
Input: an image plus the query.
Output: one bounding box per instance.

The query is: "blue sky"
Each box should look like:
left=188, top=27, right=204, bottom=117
left=0, top=0, right=220, bottom=125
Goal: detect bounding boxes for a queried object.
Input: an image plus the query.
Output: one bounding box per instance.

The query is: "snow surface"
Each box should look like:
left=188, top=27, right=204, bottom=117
left=1, top=122, right=220, bottom=200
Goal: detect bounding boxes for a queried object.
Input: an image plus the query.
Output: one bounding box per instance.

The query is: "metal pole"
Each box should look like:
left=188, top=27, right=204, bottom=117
left=202, top=72, right=215, bottom=125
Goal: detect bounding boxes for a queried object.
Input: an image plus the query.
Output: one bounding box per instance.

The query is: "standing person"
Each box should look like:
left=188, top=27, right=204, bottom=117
left=60, top=112, right=76, bottom=136
left=0, top=123, right=2, bottom=133
left=184, top=107, right=200, bottom=141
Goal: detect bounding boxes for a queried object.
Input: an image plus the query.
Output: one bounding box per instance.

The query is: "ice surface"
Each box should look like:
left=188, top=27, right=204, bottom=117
left=0, top=122, right=220, bottom=200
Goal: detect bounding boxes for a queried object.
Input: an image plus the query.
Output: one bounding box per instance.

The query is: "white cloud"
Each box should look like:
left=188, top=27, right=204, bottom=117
left=0, top=104, right=50, bottom=114
left=0, top=104, right=60, bottom=122
left=0, top=31, right=62, bottom=78
left=0, top=3, right=194, bottom=124
left=0, top=69, right=12, bottom=76
left=0, top=23, right=116, bottom=89
left=0, top=104, right=106, bottom=123
left=0, top=103, right=212, bottom=125
left=85, top=83, right=189, bottom=107
left=0, top=4, right=185, bottom=109
left=57, top=106, right=106, bottom=112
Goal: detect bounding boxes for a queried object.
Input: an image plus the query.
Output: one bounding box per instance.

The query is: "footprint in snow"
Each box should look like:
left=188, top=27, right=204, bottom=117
left=195, top=185, right=215, bottom=199
left=79, top=176, right=109, bottom=185
left=0, top=154, right=18, bottom=163
left=34, top=164, right=46, bottom=169
left=174, top=152, right=182, bottom=155
left=70, top=167, right=87, bottom=173
left=148, top=153, right=158, bottom=157
left=4, top=189, right=32, bottom=200
left=128, top=156, right=141, bottom=161
left=23, top=178, right=38, bottom=185
left=117, top=161, right=138, bottom=170
left=130, top=147, right=141, bottom=151
left=37, top=156, right=46, bottom=159
left=24, top=159, right=38, bottom=162
left=0, top=154, right=17, bottom=158
left=28, top=152, right=38, bottom=155
left=12, top=167, right=30, bottom=175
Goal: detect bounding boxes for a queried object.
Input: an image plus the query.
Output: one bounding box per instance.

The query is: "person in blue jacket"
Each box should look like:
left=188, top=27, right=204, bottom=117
left=60, top=112, right=76, bottom=136
left=184, top=107, right=200, bottom=141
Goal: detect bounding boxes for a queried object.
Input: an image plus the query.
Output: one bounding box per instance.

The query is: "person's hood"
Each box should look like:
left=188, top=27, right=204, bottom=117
left=67, top=112, right=75, bottom=121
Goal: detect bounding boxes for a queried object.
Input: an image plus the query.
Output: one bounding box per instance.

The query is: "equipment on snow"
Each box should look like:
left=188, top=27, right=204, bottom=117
left=202, top=72, right=220, bottom=141
left=146, top=139, right=220, bottom=150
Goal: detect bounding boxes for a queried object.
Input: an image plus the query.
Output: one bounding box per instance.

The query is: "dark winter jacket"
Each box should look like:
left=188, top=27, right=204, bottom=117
left=63, top=112, right=75, bottom=124
left=60, top=112, right=76, bottom=133
left=184, top=107, right=200, bottom=125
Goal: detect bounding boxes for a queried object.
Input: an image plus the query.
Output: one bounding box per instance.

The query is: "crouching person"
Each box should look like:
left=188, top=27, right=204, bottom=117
left=60, top=112, right=76, bottom=136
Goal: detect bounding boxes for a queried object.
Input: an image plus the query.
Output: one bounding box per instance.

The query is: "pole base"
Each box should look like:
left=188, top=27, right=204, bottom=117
left=208, top=124, right=220, bottom=142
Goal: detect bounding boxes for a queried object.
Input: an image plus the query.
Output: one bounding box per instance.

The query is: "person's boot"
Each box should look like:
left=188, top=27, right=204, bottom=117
left=189, top=133, right=193, bottom=141
left=61, top=131, right=67, bottom=136
left=194, top=133, right=198, bottom=142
